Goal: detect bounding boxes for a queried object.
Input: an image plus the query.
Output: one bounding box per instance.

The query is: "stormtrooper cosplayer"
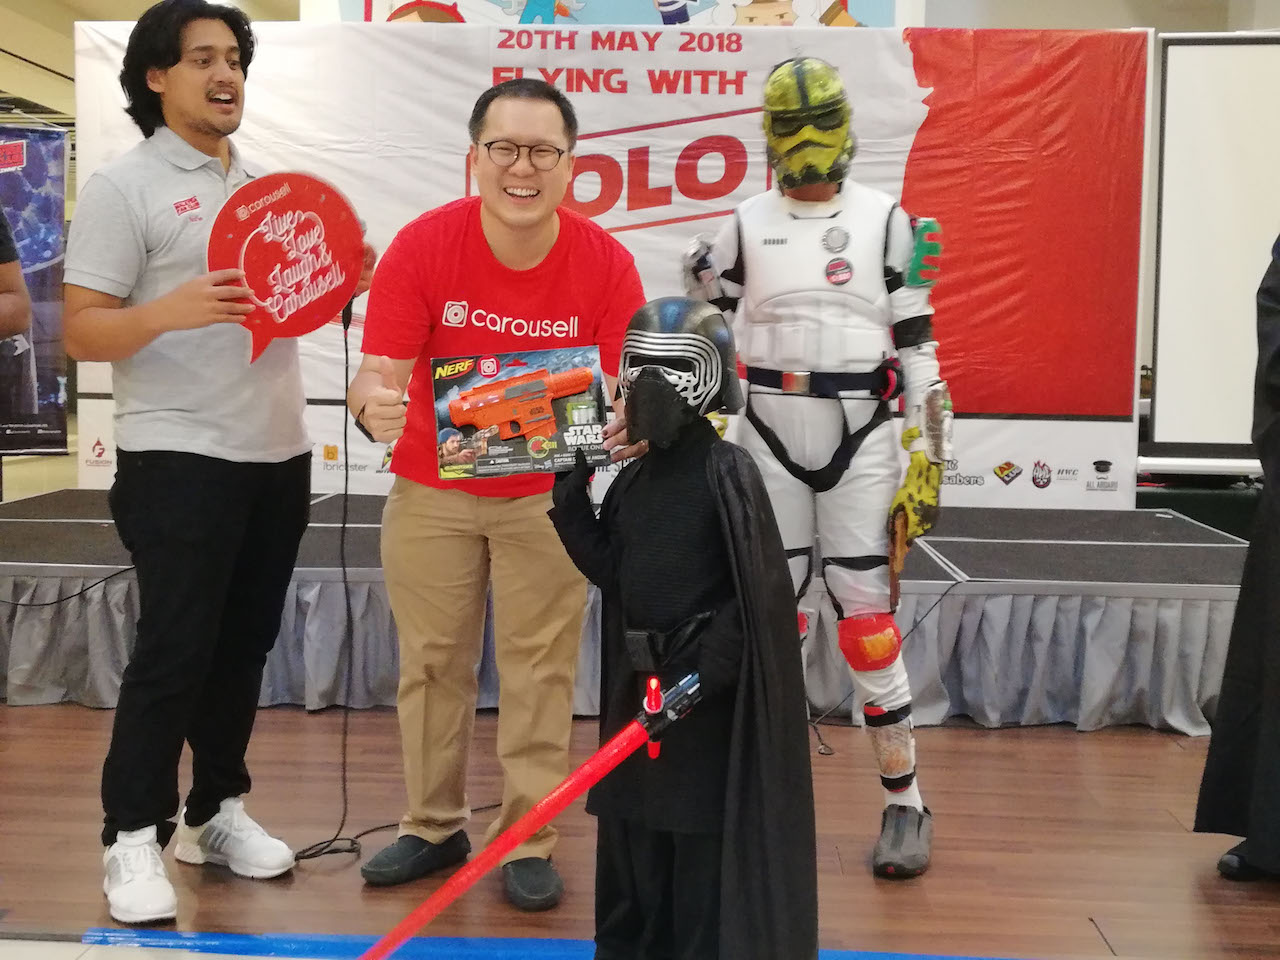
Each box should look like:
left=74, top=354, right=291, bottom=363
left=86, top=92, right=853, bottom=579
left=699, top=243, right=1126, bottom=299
left=684, top=57, right=951, bottom=877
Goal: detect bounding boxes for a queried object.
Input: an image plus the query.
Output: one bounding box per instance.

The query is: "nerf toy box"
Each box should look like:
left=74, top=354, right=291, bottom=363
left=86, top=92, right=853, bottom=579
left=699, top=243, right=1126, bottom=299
left=430, top=347, right=611, bottom=480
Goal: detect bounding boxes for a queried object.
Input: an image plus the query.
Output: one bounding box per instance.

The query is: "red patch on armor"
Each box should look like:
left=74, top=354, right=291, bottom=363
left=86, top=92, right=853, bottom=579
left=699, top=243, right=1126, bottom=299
left=837, top=613, right=902, bottom=671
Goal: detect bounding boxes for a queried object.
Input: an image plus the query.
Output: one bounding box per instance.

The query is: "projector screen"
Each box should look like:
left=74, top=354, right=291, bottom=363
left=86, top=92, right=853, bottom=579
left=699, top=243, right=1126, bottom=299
left=1150, top=35, right=1280, bottom=460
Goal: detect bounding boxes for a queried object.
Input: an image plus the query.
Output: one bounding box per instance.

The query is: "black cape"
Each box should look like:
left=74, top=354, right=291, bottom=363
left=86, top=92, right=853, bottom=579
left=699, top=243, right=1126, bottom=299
left=1194, top=234, right=1280, bottom=871
left=551, top=439, right=819, bottom=960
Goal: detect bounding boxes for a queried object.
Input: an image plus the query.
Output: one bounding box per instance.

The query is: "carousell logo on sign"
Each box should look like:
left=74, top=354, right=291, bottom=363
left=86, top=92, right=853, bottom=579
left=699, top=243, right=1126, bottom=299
left=465, top=108, right=771, bottom=234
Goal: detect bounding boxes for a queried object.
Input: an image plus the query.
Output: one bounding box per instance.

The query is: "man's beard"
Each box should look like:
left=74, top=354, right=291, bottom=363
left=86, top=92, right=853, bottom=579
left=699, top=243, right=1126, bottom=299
left=189, top=111, right=241, bottom=139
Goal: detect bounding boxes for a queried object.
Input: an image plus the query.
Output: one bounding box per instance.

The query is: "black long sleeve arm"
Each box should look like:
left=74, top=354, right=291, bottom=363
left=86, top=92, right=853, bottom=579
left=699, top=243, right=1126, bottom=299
left=547, top=452, right=619, bottom=594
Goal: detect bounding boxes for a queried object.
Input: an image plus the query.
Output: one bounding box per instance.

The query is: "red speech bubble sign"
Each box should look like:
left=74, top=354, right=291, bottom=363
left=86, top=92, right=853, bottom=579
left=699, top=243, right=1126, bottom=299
left=208, top=172, right=363, bottom=361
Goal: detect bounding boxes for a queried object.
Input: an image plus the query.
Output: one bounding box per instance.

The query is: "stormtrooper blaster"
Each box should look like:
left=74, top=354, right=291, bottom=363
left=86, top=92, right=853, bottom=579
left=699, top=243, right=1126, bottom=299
left=358, top=673, right=703, bottom=960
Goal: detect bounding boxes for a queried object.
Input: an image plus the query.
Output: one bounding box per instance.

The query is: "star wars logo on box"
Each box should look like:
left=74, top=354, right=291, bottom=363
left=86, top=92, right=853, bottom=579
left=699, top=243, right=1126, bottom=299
left=430, top=347, right=611, bottom=480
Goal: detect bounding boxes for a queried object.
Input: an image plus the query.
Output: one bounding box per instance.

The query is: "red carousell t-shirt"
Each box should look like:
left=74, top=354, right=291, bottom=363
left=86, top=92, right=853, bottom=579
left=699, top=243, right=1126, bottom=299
left=361, top=196, right=645, bottom=498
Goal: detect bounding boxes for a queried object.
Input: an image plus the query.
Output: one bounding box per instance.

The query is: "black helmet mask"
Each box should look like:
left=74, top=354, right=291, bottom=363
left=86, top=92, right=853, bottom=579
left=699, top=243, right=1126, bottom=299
left=619, top=298, right=742, bottom=450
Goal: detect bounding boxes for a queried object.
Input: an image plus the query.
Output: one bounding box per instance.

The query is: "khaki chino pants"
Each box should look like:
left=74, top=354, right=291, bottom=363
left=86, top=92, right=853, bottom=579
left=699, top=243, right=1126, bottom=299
left=381, top=477, right=587, bottom=862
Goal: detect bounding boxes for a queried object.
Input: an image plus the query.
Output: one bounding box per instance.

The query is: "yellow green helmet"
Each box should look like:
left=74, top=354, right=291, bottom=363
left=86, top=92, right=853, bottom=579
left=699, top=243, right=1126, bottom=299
left=762, top=57, right=854, bottom=189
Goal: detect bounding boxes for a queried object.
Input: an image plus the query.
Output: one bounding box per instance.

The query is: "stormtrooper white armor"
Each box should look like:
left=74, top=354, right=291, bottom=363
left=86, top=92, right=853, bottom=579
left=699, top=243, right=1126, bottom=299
left=704, top=181, right=945, bottom=618
left=685, top=56, right=948, bottom=879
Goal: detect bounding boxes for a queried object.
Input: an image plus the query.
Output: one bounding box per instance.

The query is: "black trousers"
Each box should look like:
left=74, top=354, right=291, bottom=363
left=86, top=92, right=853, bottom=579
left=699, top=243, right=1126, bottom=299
left=1195, top=471, right=1280, bottom=871
left=101, top=449, right=310, bottom=847
left=594, top=816, right=722, bottom=960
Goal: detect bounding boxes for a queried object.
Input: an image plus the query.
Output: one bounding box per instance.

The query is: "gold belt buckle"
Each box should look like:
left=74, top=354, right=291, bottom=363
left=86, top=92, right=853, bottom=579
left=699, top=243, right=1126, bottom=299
left=780, top=371, right=810, bottom=394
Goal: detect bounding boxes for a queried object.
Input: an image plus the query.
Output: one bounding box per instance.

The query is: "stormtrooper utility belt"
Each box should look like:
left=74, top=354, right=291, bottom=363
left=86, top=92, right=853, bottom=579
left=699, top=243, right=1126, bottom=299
left=744, top=358, right=904, bottom=401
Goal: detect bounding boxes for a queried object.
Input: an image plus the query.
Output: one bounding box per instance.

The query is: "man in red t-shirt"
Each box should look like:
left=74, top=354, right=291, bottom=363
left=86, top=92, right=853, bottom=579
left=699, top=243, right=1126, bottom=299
left=346, top=78, right=645, bottom=909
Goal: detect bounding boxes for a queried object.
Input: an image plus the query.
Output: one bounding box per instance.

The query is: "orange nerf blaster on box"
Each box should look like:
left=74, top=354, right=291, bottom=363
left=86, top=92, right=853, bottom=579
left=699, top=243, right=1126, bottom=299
left=448, top=367, right=595, bottom=441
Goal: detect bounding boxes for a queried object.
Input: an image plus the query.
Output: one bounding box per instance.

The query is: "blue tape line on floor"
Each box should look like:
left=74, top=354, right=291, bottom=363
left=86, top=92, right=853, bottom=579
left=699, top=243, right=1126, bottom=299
left=82, top=928, right=1018, bottom=960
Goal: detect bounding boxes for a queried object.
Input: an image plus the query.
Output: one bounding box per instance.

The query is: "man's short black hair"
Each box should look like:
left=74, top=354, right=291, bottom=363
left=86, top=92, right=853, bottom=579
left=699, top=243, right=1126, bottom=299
left=467, top=79, right=578, bottom=150
left=119, top=0, right=256, bottom=137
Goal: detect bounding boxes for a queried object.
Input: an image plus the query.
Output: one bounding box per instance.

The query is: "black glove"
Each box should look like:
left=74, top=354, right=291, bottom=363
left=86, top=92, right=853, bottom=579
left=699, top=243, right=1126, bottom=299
left=551, top=448, right=592, bottom=513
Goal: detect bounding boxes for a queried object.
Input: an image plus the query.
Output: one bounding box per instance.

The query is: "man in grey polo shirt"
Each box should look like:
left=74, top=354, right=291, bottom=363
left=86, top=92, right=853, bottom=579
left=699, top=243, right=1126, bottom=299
left=64, top=0, right=372, bottom=925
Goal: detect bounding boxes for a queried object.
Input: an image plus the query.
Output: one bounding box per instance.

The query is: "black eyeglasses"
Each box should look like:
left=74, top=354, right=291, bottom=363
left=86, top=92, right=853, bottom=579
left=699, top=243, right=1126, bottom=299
left=480, top=140, right=567, bottom=171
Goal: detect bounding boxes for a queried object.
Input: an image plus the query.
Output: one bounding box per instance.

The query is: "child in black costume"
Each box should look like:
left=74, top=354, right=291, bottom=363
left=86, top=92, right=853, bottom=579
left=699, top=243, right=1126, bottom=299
left=548, top=297, right=818, bottom=960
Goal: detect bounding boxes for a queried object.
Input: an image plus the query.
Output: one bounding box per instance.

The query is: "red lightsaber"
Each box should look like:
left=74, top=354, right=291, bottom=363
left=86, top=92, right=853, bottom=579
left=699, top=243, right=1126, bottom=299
left=358, top=672, right=702, bottom=960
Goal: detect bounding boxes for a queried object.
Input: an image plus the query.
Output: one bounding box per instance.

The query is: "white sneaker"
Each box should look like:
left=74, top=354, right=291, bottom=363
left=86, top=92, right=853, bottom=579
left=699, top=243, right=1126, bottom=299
left=173, top=797, right=295, bottom=879
left=103, top=825, right=178, bottom=924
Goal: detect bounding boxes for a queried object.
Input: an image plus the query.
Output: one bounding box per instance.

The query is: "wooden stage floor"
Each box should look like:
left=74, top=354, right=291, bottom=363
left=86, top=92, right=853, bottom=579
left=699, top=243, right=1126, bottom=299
left=1, top=705, right=1277, bottom=960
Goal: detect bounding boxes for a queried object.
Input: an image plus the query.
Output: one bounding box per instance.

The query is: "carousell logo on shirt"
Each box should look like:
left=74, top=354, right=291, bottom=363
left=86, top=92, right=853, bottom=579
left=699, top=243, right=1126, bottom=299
left=441, top=300, right=579, bottom=339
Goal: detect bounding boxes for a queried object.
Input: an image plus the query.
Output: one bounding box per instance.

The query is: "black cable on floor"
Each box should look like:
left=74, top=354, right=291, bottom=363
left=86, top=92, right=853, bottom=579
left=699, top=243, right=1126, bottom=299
left=294, top=306, right=502, bottom=862
left=296, top=301, right=363, bottom=862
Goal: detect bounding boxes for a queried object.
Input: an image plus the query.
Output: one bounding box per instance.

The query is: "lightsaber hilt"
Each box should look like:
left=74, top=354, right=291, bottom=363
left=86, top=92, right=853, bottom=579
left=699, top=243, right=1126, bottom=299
left=639, top=671, right=701, bottom=742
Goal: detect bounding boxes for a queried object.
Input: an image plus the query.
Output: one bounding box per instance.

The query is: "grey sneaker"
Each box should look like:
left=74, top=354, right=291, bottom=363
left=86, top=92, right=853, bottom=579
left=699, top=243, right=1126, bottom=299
left=173, top=798, right=294, bottom=879
left=502, top=856, right=563, bottom=911
left=360, top=831, right=470, bottom=887
left=872, top=804, right=933, bottom=878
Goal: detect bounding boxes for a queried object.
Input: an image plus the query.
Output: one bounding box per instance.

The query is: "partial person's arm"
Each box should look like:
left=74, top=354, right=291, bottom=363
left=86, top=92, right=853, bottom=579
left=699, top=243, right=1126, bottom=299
left=347, top=354, right=413, bottom=443
left=64, top=271, right=255, bottom=362
left=1253, top=236, right=1280, bottom=462
left=548, top=450, right=619, bottom=593
left=886, top=206, right=949, bottom=544
left=346, top=229, right=425, bottom=443
left=887, top=205, right=944, bottom=438
left=0, top=213, right=29, bottom=338
left=682, top=214, right=743, bottom=316
left=0, top=260, right=30, bottom=338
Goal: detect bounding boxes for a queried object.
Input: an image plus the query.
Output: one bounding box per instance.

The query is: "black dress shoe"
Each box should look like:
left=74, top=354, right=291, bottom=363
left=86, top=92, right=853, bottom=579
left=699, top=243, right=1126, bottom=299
left=1217, top=841, right=1276, bottom=881
left=502, top=856, right=563, bottom=911
left=360, top=831, right=470, bottom=887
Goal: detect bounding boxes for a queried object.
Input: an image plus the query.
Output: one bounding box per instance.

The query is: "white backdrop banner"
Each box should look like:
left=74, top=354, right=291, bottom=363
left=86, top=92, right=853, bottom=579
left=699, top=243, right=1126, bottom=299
left=75, top=22, right=1145, bottom=505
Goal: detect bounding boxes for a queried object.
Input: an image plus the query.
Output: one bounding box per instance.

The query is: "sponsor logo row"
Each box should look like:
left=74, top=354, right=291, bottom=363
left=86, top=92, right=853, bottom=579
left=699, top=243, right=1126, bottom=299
left=943, top=459, right=1121, bottom=492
